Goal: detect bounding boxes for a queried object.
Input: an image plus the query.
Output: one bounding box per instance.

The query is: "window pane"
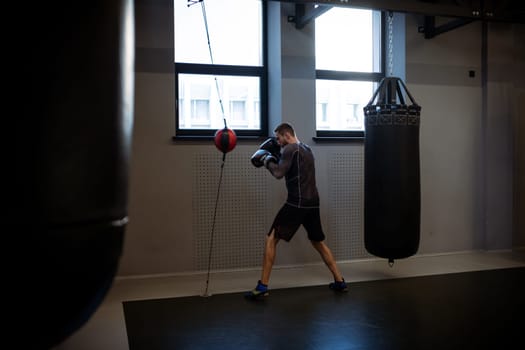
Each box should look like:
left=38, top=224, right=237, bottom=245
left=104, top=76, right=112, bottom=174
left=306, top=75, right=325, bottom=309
left=316, top=80, right=375, bottom=131
left=315, top=8, right=380, bottom=73
left=175, top=0, right=262, bottom=66
left=178, top=74, right=260, bottom=130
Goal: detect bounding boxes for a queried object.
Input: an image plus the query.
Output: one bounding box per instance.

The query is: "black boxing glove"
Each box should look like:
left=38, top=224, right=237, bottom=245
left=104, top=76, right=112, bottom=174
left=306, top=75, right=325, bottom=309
left=259, top=137, right=281, bottom=160
left=251, top=137, right=281, bottom=168
left=251, top=149, right=271, bottom=168
left=263, top=153, right=278, bottom=169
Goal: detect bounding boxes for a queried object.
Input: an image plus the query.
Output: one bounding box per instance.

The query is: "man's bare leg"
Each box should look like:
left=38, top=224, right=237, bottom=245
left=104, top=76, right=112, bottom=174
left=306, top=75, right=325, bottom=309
left=260, top=230, right=280, bottom=285
left=311, top=240, right=344, bottom=282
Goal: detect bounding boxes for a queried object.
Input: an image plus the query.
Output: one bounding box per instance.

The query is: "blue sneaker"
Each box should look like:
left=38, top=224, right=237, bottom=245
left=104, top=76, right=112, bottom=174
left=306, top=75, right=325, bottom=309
left=244, top=280, right=269, bottom=299
left=329, top=279, right=348, bottom=292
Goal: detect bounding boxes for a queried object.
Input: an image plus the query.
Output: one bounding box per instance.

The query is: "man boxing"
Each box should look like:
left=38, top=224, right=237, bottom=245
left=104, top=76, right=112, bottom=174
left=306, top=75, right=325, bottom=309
left=247, top=122, right=348, bottom=299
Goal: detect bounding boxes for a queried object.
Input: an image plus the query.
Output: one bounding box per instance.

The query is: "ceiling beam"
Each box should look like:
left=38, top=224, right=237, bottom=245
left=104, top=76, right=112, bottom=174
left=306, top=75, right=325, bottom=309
left=271, top=0, right=525, bottom=23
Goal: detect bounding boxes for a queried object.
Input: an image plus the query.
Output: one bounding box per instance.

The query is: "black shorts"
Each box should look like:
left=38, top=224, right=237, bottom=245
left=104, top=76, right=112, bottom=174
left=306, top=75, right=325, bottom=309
left=269, top=204, right=326, bottom=242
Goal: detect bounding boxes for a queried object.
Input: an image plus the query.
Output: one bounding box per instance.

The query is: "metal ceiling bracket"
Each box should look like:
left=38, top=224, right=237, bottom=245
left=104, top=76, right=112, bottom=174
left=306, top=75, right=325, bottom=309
left=288, top=3, right=332, bottom=29
left=418, top=16, right=476, bottom=39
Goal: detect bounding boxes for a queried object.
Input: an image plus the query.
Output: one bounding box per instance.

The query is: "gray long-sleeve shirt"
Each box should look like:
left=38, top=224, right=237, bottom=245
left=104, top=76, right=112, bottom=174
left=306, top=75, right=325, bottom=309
left=267, top=142, right=320, bottom=208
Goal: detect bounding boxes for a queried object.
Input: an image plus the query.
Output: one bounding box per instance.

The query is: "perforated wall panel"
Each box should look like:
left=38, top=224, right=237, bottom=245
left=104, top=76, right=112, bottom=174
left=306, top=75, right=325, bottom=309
left=328, top=151, right=370, bottom=260
left=193, top=152, right=270, bottom=271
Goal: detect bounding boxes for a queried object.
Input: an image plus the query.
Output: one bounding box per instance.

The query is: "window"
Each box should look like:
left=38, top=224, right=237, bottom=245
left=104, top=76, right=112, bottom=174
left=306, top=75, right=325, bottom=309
left=174, top=0, right=266, bottom=138
left=315, top=7, right=384, bottom=138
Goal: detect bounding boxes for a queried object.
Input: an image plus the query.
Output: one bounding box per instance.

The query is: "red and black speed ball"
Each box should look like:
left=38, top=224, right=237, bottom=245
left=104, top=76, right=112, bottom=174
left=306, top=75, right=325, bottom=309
left=214, top=127, right=237, bottom=154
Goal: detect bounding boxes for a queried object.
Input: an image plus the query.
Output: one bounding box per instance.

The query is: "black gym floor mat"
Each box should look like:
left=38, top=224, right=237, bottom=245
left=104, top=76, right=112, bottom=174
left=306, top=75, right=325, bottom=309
left=123, top=267, right=525, bottom=350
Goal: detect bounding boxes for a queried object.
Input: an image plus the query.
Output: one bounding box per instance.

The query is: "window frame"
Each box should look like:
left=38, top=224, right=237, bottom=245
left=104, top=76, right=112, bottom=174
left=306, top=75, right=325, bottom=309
left=314, top=9, right=386, bottom=141
left=173, top=2, right=268, bottom=140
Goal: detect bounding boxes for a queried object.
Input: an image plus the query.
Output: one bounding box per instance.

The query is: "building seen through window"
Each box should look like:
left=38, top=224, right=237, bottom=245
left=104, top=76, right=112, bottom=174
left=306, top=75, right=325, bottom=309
left=315, top=7, right=384, bottom=137
left=174, top=0, right=265, bottom=138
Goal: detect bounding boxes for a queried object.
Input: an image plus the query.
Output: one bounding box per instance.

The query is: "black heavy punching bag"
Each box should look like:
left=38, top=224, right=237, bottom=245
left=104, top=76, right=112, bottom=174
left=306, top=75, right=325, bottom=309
left=363, top=77, right=421, bottom=264
left=13, top=1, right=134, bottom=348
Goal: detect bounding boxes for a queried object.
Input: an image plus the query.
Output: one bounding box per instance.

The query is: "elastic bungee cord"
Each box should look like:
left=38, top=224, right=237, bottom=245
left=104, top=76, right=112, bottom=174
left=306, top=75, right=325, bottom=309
left=187, top=0, right=236, bottom=297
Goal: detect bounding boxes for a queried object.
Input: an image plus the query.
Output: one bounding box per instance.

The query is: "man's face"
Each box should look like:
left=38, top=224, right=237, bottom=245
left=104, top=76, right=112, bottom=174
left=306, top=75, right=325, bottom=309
left=275, top=132, right=287, bottom=146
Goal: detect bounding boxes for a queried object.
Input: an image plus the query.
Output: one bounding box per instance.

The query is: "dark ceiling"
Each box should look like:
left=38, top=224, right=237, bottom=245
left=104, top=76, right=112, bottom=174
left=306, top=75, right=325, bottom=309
left=272, top=0, right=525, bottom=23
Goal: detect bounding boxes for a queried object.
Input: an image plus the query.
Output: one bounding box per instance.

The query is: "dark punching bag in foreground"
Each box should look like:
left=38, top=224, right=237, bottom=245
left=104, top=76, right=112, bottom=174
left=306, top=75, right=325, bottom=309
left=13, top=1, right=135, bottom=348
left=363, top=77, right=421, bottom=264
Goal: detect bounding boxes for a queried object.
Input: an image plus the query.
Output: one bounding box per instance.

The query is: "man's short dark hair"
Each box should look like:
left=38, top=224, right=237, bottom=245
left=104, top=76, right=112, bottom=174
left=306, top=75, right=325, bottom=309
left=274, top=123, right=295, bottom=137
